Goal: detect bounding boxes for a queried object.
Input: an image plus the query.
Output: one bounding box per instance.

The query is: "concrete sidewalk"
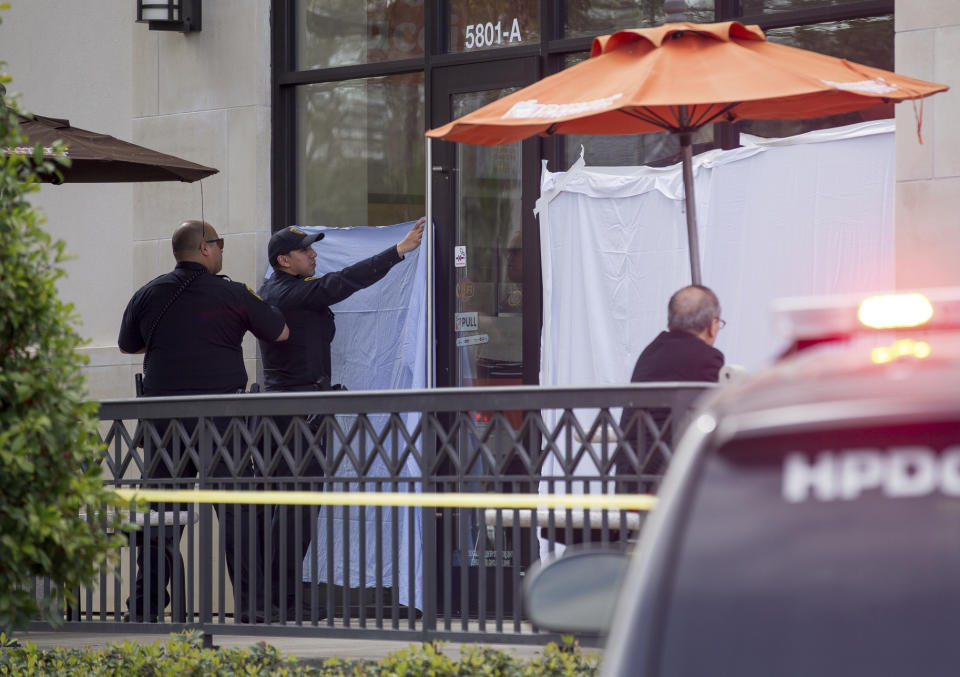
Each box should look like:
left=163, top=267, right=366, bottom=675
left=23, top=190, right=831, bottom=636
left=16, top=631, right=551, bottom=663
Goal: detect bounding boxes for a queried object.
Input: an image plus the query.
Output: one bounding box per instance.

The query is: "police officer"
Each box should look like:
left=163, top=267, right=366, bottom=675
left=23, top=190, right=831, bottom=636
left=257, top=218, right=424, bottom=615
left=118, top=219, right=289, bottom=622
left=258, top=218, right=424, bottom=391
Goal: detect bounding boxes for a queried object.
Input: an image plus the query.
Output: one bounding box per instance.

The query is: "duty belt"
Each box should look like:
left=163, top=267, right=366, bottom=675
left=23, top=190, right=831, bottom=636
left=268, top=378, right=346, bottom=393
left=271, top=383, right=325, bottom=392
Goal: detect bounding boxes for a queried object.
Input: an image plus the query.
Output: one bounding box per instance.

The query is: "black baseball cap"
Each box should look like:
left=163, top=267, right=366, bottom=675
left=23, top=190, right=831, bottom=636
left=268, top=227, right=324, bottom=266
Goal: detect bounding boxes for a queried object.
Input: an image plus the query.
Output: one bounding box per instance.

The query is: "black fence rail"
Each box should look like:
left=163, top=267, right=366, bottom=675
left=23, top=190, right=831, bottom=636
left=35, top=383, right=712, bottom=644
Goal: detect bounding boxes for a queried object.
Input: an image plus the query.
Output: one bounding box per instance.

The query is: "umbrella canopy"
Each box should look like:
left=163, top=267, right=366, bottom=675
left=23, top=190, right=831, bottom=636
left=9, top=114, right=218, bottom=183
left=427, top=21, right=948, bottom=283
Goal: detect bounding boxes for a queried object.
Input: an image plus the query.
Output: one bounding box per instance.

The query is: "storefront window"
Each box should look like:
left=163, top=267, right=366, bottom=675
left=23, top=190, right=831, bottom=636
left=740, top=16, right=894, bottom=138
left=447, top=0, right=538, bottom=53
left=278, top=0, right=896, bottom=393
left=295, top=73, right=425, bottom=227
left=741, top=0, right=871, bottom=14
left=563, top=0, right=713, bottom=39
left=296, top=0, right=425, bottom=70
left=764, top=15, right=893, bottom=69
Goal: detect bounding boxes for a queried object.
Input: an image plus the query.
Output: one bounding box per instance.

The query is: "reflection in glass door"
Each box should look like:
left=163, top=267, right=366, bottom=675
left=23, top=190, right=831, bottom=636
left=452, top=89, right=524, bottom=396
left=431, top=57, right=539, bottom=393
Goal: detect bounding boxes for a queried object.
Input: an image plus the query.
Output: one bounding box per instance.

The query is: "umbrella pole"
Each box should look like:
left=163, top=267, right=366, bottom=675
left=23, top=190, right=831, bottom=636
left=678, top=130, right=703, bottom=286
left=425, top=136, right=435, bottom=388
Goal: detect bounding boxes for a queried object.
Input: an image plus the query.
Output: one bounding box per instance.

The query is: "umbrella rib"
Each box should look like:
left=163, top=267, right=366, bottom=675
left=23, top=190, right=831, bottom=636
left=689, top=102, right=741, bottom=128
left=618, top=107, right=674, bottom=132
left=619, top=102, right=742, bottom=133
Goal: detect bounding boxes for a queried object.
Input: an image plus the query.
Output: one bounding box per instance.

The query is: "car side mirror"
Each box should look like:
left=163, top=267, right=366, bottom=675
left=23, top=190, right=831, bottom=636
left=523, top=548, right=630, bottom=634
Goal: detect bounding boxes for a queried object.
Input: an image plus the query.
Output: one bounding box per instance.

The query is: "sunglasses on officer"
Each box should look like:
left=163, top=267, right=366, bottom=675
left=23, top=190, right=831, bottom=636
left=199, top=222, right=225, bottom=251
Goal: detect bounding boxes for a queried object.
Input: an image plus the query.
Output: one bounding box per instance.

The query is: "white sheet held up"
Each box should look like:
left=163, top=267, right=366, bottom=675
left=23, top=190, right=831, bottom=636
left=538, top=120, right=896, bottom=389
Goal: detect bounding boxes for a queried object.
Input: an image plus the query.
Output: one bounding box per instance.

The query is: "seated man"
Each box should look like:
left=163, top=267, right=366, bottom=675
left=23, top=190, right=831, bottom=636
left=617, top=284, right=725, bottom=493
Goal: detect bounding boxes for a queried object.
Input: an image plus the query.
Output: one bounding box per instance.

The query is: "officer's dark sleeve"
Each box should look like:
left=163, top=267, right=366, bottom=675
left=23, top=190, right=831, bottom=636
left=240, top=284, right=287, bottom=341
left=117, top=292, right=146, bottom=353
left=300, top=245, right=404, bottom=308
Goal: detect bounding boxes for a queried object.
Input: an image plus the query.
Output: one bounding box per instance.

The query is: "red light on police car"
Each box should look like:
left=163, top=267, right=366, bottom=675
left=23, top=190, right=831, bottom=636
left=857, top=293, right=933, bottom=329
left=870, top=339, right=931, bottom=364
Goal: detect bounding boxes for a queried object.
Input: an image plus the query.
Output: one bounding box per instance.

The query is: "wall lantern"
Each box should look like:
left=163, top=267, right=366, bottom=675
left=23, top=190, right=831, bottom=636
left=136, top=0, right=201, bottom=32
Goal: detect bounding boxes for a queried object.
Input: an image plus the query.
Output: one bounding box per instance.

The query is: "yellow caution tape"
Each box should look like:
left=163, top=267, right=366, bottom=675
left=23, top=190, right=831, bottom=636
left=112, top=489, right=657, bottom=512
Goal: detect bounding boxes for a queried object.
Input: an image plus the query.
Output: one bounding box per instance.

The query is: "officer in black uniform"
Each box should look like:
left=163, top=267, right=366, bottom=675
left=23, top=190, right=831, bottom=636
left=119, top=219, right=289, bottom=622
left=257, top=218, right=424, bottom=615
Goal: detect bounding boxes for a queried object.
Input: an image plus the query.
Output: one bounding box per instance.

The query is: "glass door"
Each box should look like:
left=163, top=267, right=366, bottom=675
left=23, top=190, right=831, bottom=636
left=430, top=58, right=541, bottom=618
left=431, top=59, right=541, bottom=392
left=451, top=89, right=524, bottom=395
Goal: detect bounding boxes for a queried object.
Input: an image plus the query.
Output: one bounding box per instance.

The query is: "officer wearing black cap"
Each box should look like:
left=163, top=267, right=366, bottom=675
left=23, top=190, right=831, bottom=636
left=257, top=218, right=424, bottom=614
left=119, top=219, right=289, bottom=622
left=258, top=219, right=424, bottom=392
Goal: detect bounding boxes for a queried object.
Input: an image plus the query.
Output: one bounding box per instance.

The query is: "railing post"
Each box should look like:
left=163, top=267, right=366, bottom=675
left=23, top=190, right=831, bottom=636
left=670, top=387, right=704, bottom=447
left=198, top=415, right=213, bottom=625
left=421, top=409, right=437, bottom=635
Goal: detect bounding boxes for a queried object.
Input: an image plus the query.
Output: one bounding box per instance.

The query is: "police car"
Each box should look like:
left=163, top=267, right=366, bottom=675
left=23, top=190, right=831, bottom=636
left=527, top=290, right=960, bottom=677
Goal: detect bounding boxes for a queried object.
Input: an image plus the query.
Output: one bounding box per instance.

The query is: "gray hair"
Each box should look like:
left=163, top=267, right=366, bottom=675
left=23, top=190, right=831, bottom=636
left=667, top=285, right=721, bottom=334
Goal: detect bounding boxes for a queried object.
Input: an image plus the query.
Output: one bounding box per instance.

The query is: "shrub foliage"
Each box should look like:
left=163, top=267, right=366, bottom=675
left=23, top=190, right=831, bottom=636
left=0, top=632, right=602, bottom=676
left=0, top=47, right=127, bottom=629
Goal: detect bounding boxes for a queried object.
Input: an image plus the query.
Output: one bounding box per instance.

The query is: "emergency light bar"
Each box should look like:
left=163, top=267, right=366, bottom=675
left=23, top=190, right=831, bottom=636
left=870, top=338, right=932, bottom=364
left=858, top=293, right=933, bottom=329
left=773, top=288, right=960, bottom=349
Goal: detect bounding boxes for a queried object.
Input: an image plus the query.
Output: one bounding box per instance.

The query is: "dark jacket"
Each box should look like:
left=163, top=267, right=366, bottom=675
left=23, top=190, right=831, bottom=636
left=618, top=330, right=724, bottom=488
left=118, top=261, right=286, bottom=396
left=257, top=245, right=403, bottom=390
left=626, top=330, right=724, bottom=383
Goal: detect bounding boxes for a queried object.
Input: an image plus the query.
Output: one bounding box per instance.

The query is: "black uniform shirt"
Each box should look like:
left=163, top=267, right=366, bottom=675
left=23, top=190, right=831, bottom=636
left=118, top=261, right=286, bottom=396
left=257, top=245, right=403, bottom=390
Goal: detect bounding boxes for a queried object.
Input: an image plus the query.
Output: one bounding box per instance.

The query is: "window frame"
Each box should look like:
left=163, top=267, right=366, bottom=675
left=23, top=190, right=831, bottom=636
left=271, top=0, right=893, bottom=228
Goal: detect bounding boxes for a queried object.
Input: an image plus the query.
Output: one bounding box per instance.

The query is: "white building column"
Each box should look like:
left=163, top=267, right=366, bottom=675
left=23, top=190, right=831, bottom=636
left=895, top=1, right=960, bottom=288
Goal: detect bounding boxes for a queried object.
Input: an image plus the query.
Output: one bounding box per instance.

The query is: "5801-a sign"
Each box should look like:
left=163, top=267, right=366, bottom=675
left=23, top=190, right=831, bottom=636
left=464, top=18, right=522, bottom=49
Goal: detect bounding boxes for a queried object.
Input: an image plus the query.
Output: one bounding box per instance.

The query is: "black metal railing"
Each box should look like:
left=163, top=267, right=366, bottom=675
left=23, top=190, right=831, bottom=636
left=36, top=383, right=712, bottom=643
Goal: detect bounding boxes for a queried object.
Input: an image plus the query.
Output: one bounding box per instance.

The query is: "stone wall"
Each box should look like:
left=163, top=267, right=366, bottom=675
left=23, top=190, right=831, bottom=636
left=0, top=1, right=272, bottom=399
left=895, top=1, right=960, bottom=288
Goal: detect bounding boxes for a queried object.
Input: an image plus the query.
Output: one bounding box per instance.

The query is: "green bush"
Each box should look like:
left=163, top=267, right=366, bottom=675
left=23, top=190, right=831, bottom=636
left=0, top=632, right=601, bottom=676
left=0, top=29, right=129, bottom=630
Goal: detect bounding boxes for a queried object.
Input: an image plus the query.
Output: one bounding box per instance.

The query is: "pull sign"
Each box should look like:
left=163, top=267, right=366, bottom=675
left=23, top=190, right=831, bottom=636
left=454, top=246, right=467, bottom=268
left=455, top=312, right=479, bottom=332
left=456, top=333, right=489, bottom=347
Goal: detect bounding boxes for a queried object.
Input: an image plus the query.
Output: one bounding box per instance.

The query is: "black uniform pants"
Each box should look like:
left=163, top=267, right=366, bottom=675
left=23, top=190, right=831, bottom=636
left=265, top=408, right=327, bottom=611
left=129, top=416, right=265, bottom=620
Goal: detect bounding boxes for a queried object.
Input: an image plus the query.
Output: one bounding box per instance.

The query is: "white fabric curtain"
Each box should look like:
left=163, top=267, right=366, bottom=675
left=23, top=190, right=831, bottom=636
left=266, top=220, right=426, bottom=610
left=535, top=120, right=896, bottom=514
left=538, top=119, right=896, bottom=388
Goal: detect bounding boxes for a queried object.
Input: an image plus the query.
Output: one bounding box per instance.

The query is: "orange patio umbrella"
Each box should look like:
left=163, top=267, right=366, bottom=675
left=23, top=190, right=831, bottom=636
left=427, top=21, right=948, bottom=285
